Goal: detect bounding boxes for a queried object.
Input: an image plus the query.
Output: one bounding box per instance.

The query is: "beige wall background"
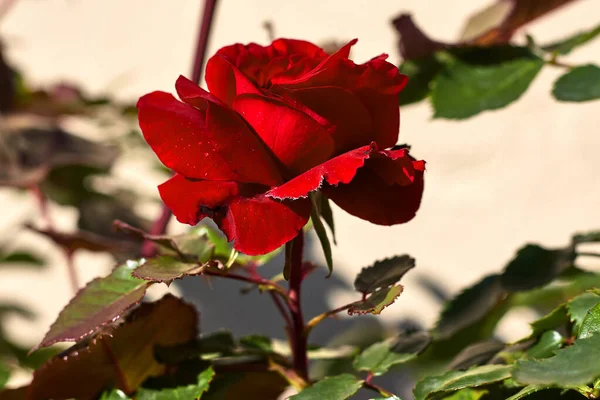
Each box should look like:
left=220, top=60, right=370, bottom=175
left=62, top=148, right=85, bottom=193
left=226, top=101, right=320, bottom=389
left=1, top=0, right=600, bottom=390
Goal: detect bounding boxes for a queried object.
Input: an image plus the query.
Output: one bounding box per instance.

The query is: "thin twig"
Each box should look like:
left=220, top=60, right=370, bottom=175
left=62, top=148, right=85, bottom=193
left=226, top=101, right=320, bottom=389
left=270, top=291, right=293, bottom=331
left=363, top=381, right=395, bottom=398
left=203, top=269, right=289, bottom=300
left=305, top=303, right=352, bottom=335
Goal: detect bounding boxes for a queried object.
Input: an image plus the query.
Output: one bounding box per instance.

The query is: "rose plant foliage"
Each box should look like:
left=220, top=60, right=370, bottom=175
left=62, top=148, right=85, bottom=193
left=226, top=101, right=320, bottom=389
left=137, top=38, right=425, bottom=255
left=1, top=1, right=600, bottom=400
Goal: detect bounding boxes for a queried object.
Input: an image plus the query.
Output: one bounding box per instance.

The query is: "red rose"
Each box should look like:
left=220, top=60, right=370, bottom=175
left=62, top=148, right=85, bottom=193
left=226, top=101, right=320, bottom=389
left=137, top=39, right=425, bottom=255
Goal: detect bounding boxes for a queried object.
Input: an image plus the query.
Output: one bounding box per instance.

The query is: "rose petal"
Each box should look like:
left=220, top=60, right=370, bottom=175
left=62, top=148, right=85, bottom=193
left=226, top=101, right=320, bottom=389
left=324, top=154, right=425, bottom=225
left=267, top=143, right=377, bottom=199
left=233, top=94, right=335, bottom=174
left=285, top=86, right=373, bottom=154
left=221, top=195, right=311, bottom=255
left=271, top=39, right=328, bottom=58
left=158, top=175, right=239, bottom=226
left=137, top=90, right=282, bottom=186
left=355, top=88, right=400, bottom=149
left=205, top=55, right=261, bottom=105
left=175, top=75, right=226, bottom=108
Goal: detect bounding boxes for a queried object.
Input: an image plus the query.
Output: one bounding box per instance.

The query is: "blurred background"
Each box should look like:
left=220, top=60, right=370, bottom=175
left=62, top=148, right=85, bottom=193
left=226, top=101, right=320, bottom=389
left=0, top=0, right=599, bottom=396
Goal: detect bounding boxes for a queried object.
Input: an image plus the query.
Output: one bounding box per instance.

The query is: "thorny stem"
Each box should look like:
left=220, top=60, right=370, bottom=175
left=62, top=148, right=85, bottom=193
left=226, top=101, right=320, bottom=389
left=140, top=0, right=219, bottom=257
left=287, top=232, right=309, bottom=380
left=305, top=303, right=352, bottom=335
left=31, top=186, right=80, bottom=294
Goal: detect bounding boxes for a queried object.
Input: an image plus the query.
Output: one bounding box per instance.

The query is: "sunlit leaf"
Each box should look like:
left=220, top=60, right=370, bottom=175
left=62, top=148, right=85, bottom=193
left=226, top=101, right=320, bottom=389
left=578, top=301, right=600, bottom=339
left=353, top=331, right=430, bottom=375
left=132, top=256, right=209, bottom=284
left=35, top=260, right=148, bottom=350
left=354, top=255, right=414, bottom=294
left=567, top=292, right=600, bottom=336
left=290, top=374, right=363, bottom=400
left=28, top=295, right=198, bottom=400
left=413, top=365, right=512, bottom=400
left=513, top=334, right=600, bottom=386
left=525, top=330, right=563, bottom=359
left=348, top=285, right=403, bottom=315
left=553, top=64, right=600, bottom=102
left=529, top=304, right=569, bottom=338
left=136, top=366, right=214, bottom=400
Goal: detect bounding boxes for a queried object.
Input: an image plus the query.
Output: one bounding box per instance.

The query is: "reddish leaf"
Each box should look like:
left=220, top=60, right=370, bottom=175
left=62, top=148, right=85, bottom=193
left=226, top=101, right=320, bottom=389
left=27, top=295, right=198, bottom=400
left=348, top=285, right=404, bottom=315
left=392, top=0, right=581, bottom=61
left=34, top=260, right=149, bottom=350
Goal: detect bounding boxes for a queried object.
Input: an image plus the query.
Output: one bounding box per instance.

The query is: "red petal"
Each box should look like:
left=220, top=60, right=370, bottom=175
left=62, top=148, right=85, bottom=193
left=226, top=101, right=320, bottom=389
left=158, top=175, right=239, bottom=225
left=324, top=152, right=425, bottom=225
left=267, top=143, right=377, bottom=199
left=220, top=195, right=311, bottom=255
left=137, top=90, right=282, bottom=186
left=233, top=94, right=335, bottom=174
left=271, top=39, right=327, bottom=58
left=354, top=88, right=400, bottom=149
left=205, top=55, right=261, bottom=105
left=175, top=75, right=225, bottom=108
left=285, top=86, right=373, bottom=154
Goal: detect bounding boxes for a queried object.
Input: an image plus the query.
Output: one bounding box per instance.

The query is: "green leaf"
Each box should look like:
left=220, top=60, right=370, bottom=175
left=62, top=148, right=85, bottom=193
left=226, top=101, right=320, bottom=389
left=513, top=334, right=600, bottom=386
left=132, top=256, right=208, bottom=284
left=500, top=244, right=574, bottom=292
left=348, top=285, right=403, bottom=315
left=310, top=193, right=334, bottom=276
left=354, top=255, right=415, bottom=294
left=318, top=194, right=336, bottom=244
left=431, top=55, right=544, bottom=119
left=100, top=389, right=130, bottom=400
left=505, top=385, right=551, bottom=400
left=290, top=374, right=363, bottom=400
left=399, top=56, right=444, bottom=106
left=442, top=389, right=488, bottom=400
left=0, top=362, right=9, bottom=389
left=0, top=250, right=44, bottom=267
left=154, top=331, right=236, bottom=364
left=578, top=301, right=600, bottom=339
left=553, top=64, right=600, bottom=102
left=567, top=293, right=600, bottom=336
left=413, top=365, right=512, bottom=400
left=240, top=335, right=273, bottom=353
left=529, top=305, right=569, bottom=337
left=542, top=24, right=600, bottom=55
left=34, top=260, right=148, bottom=350
left=353, top=331, right=431, bottom=375
left=369, top=396, right=402, bottom=400
left=136, top=367, right=214, bottom=400
left=434, top=275, right=507, bottom=340
left=526, top=330, right=563, bottom=359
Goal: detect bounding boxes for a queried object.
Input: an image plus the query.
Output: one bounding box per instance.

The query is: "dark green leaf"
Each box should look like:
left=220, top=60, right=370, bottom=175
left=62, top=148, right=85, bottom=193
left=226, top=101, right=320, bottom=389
left=348, top=285, right=404, bottom=315
left=240, top=335, right=273, bottom=353
left=506, top=385, right=552, bottom=400
left=553, top=64, right=600, bottom=102
left=354, top=255, right=415, bottom=294
left=0, top=251, right=44, bottom=267
left=353, top=331, right=431, bottom=375
left=399, top=56, right=444, bottom=105
left=526, top=330, right=563, bottom=359
left=310, top=193, right=333, bottom=276
left=35, top=260, right=148, bottom=350
left=434, top=275, right=507, bottom=340
left=154, top=331, right=236, bottom=364
left=136, top=367, right=214, bottom=400
left=567, top=293, right=600, bottom=336
left=542, top=24, right=600, bottom=55
left=431, top=55, right=544, bottom=119
left=414, top=365, right=512, bottom=400
left=500, top=244, right=574, bottom=292
left=290, top=374, right=363, bottom=400
left=578, top=301, right=600, bottom=339
left=513, top=334, right=600, bottom=386
left=529, top=305, right=569, bottom=338
left=448, top=339, right=505, bottom=370
left=99, top=390, right=130, bottom=400
left=318, top=195, right=336, bottom=244
left=133, top=256, right=208, bottom=284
